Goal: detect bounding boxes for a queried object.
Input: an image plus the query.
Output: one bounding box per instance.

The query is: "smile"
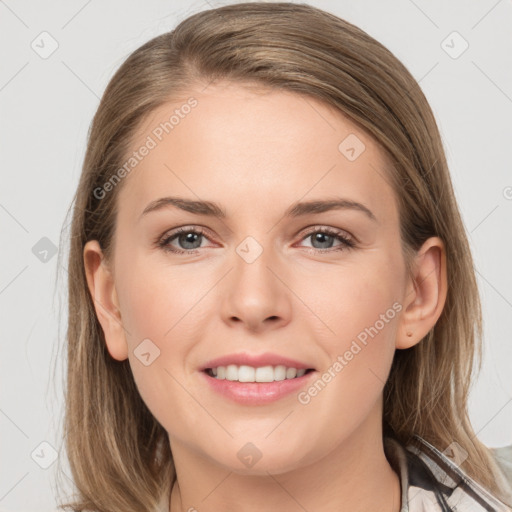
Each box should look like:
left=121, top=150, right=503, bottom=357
left=201, top=366, right=317, bottom=405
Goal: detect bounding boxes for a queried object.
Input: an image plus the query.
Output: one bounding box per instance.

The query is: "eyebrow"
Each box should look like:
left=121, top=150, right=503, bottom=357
left=138, top=196, right=377, bottom=222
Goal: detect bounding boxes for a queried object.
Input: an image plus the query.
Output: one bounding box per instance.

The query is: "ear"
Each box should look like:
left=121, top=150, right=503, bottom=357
left=83, top=240, right=128, bottom=361
left=396, top=236, right=447, bottom=349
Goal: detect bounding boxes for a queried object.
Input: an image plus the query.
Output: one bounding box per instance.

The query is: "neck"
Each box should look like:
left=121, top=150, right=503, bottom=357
left=168, top=406, right=401, bottom=512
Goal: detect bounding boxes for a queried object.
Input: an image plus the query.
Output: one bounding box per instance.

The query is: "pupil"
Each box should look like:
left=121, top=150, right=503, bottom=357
left=312, top=232, right=333, bottom=249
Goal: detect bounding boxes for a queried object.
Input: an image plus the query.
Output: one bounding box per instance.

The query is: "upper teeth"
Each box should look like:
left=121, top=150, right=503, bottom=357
left=210, top=365, right=307, bottom=382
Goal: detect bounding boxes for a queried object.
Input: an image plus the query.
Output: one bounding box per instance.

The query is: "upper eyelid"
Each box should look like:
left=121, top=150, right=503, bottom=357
left=160, top=225, right=212, bottom=242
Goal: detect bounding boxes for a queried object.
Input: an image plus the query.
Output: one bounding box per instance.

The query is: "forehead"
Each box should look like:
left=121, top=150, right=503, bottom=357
left=117, top=81, right=397, bottom=225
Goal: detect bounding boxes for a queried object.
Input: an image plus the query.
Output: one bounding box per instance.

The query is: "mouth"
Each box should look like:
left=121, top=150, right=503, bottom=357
left=199, top=352, right=317, bottom=404
left=204, top=365, right=316, bottom=382
left=201, top=364, right=317, bottom=405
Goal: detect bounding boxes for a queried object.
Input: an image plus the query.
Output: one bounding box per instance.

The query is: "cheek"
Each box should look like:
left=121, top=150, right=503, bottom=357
left=294, top=256, right=401, bottom=403
left=115, top=265, right=200, bottom=431
left=114, top=257, right=209, bottom=409
left=296, top=255, right=401, bottom=350
left=115, top=253, right=206, bottom=343
left=293, top=279, right=399, bottom=446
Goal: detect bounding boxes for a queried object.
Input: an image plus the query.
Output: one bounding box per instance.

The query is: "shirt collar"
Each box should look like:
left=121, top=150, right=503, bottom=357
left=384, top=435, right=512, bottom=511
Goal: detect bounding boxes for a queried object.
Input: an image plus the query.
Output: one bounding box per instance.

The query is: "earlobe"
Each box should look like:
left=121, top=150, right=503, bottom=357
left=396, top=237, right=447, bottom=350
left=83, top=240, right=128, bottom=361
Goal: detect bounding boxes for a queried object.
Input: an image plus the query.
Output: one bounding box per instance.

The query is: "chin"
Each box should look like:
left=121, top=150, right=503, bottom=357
left=208, top=445, right=312, bottom=476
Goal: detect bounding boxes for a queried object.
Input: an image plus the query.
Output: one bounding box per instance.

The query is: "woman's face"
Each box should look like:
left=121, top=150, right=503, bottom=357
left=91, top=81, right=415, bottom=474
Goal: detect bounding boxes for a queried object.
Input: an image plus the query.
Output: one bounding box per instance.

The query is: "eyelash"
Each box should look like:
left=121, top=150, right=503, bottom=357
left=157, top=226, right=356, bottom=255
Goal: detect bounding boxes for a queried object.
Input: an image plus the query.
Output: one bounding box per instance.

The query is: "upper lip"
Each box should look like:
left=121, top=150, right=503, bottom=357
left=200, top=352, right=315, bottom=371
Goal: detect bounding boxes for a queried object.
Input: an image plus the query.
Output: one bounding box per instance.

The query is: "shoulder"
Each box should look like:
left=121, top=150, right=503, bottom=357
left=384, top=435, right=512, bottom=511
left=490, top=444, right=512, bottom=499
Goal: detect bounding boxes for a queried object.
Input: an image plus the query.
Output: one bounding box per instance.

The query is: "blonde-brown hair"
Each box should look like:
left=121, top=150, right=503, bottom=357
left=57, top=2, right=511, bottom=510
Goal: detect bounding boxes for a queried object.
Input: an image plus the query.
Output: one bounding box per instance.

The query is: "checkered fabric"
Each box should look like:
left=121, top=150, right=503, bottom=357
left=385, top=435, right=512, bottom=511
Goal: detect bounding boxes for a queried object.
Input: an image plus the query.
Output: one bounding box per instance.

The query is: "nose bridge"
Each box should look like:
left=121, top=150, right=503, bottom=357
left=220, top=233, right=292, bottom=330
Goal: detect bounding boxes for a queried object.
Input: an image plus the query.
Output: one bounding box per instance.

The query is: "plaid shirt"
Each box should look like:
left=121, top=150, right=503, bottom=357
left=385, top=435, right=512, bottom=511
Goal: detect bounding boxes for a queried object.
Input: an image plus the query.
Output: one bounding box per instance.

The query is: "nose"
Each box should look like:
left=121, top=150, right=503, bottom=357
left=220, top=243, right=292, bottom=333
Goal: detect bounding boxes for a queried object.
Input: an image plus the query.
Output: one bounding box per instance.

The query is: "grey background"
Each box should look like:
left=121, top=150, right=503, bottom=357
left=1, top=0, right=511, bottom=510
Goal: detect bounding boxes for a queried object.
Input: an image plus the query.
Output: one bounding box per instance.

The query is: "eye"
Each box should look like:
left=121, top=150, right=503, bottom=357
left=157, top=225, right=356, bottom=255
left=157, top=227, right=212, bottom=254
left=297, top=227, right=355, bottom=253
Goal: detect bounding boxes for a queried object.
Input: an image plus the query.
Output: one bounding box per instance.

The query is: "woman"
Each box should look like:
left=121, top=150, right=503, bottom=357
left=59, top=3, right=512, bottom=511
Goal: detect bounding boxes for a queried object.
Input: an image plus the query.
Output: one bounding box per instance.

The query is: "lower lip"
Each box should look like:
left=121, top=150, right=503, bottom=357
left=200, top=370, right=317, bottom=405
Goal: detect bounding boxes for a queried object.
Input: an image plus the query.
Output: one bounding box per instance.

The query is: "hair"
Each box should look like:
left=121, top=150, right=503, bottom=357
left=57, top=2, right=511, bottom=510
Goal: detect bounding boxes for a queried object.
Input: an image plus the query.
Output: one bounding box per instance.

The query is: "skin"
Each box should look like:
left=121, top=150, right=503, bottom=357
left=84, top=80, right=447, bottom=512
